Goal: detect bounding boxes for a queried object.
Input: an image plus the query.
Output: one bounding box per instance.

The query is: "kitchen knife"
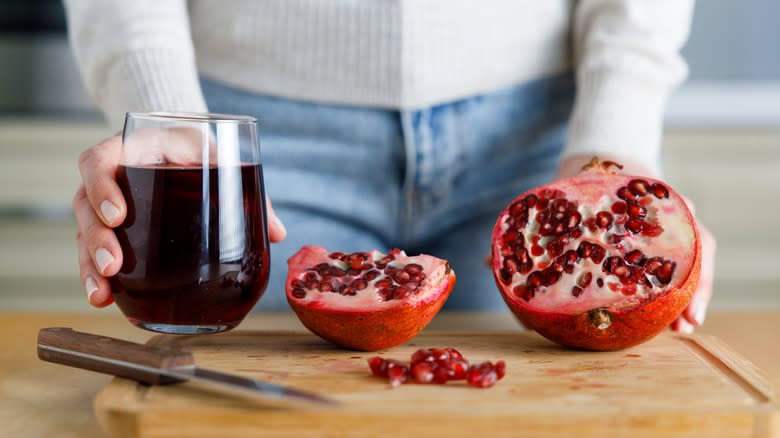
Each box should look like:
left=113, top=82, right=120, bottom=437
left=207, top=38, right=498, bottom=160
left=37, top=327, right=338, bottom=408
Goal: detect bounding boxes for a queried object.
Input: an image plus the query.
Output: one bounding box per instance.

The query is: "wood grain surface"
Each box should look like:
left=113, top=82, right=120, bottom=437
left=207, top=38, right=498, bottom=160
left=94, top=330, right=778, bottom=438
left=1, top=311, right=779, bottom=438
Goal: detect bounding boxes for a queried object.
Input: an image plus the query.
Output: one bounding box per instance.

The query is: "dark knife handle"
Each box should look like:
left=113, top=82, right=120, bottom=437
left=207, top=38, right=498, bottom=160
left=37, top=327, right=194, bottom=385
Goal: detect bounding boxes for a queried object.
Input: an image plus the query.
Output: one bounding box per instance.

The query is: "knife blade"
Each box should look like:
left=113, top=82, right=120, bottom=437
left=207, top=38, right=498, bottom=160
left=37, top=327, right=338, bottom=408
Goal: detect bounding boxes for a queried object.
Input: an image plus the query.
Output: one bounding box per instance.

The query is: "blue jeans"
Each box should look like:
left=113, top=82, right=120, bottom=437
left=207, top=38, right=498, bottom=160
left=201, top=72, right=575, bottom=310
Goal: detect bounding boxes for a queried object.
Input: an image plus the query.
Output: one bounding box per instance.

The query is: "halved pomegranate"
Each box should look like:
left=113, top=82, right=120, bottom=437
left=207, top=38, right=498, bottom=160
left=286, top=246, right=455, bottom=351
left=491, top=158, right=701, bottom=350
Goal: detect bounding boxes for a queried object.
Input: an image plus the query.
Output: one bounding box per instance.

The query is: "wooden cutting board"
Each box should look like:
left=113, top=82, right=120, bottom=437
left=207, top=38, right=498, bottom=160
left=94, top=331, right=778, bottom=438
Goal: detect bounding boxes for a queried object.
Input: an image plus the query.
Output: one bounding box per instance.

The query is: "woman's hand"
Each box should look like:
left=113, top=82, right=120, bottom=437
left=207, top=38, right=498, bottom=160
left=557, top=155, right=716, bottom=333
left=74, top=133, right=287, bottom=308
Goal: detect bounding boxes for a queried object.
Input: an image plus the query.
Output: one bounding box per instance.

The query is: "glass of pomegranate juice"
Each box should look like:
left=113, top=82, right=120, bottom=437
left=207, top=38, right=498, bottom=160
left=111, top=112, right=270, bottom=334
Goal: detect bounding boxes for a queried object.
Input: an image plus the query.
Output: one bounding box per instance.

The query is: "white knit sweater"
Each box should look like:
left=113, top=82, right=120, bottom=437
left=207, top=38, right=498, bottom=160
left=64, top=0, right=693, bottom=174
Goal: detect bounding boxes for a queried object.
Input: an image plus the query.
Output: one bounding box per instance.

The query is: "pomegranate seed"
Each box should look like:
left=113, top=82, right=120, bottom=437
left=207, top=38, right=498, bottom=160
left=651, top=183, right=670, bottom=199
left=584, top=217, right=598, bottom=232
left=394, top=271, right=412, bottom=284
left=515, top=247, right=529, bottom=263
left=566, top=211, right=582, bottom=229
left=613, top=266, right=628, bottom=277
left=577, top=241, right=592, bottom=259
left=504, top=257, right=518, bottom=274
left=572, top=286, right=583, bottom=297
left=611, top=201, right=627, bottom=215
left=570, top=228, right=583, bottom=239
left=403, top=263, right=423, bottom=275
left=546, top=239, right=565, bottom=258
left=641, top=223, right=664, bottom=237
left=368, top=357, right=388, bottom=377
left=596, top=277, right=605, bottom=288
left=626, top=202, right=647, bottom=219
left=303, top=272, right=318, bottom=282
left=625, top=219, right=645, bottom=234
left=319, top=281, right=335, bottom=292
left=305, top=279, right=318, bottom=289
left=596, top=211, right=613, bottom=229
left=411, top=362, right=434, bottom=383
left=291, top=288, right=306, bottom=298
left=499, top=268, right=512, bottom=285
left=553, top=222, right=565, bottom=235
left=328, top=251, right=345, bottom=260
left=353, top=279, right=368, bottom=290
left=644, top=257, right=663, bottom=275
left=617, top=186, right=634, bottom=201
left=590, top=245, right=606, bottom=263
left=510, top=201, right=527, bottom=217
left=542, top=269, right=561, bottom=286
left=603, top=256, right=624, bottom=274
left=579, top=272, right=593, bottom=288
left=524, top=194, right=538, bottom=208
left=531, top=244, right=544, bottom=257
left=621, top=284, right=637, bottom=295
left=378, top=287, right=395, bottom=301
left=467, top=362, right=499, bottom=388
left=527, top=272, right=542, bottom=289
left=363, top=270, right=381, bottom=281
left=387, top=365, right=409, bottom=387
left=291, top=279, right=305, bottom=289
left=625, top=250, right=644, bottom=265
left=628, top=179, right=650, bottom=197
left=656, top=261, right=676, bottom=284
left=514, top=284, right=533, bottom=301
left=495, top=360, right=506, bottom=379
left=445, top=348, right=464, bottom=360
left=608, top=282, right=620, bottom=292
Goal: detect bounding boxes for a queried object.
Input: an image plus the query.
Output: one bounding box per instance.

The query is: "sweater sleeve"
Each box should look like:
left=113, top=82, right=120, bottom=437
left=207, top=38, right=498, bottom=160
left=564, top=0, right=694, bottom=176
left=64, top=0, right=208, bottom=130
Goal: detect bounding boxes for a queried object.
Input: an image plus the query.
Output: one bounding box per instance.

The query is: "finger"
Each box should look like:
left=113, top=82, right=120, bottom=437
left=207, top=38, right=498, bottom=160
left=73, top=185, right=124, bottom=277
left=265, top=196, right=287, bottom=243
left=671, top=316, right=695, bottom=334
left=684, top=224, right=716, bottom=326
left=78, top=135, right=126, bottom=227
left=77, top=231, right=114, bottom=308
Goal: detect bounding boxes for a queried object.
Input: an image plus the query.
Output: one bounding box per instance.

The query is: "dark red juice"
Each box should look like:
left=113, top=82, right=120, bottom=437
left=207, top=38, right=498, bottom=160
left=111, top=163, right=269, bottom=332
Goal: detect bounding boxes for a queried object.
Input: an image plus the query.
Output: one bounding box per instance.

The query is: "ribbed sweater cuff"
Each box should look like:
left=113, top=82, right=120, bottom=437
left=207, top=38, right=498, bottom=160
left=564, top=69, right=668, bottom=177
left=97, top=48, right=208, bottom=130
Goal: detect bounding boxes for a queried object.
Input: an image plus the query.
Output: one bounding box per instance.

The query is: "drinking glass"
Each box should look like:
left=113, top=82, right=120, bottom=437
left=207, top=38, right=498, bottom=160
left=111, top=112, right=270, bottom=334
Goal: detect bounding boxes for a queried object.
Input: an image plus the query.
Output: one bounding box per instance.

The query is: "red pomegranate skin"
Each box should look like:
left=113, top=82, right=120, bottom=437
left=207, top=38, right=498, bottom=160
left=287, top=246, right=456, bottom=351
left=491, top=159, right=701, bottom=350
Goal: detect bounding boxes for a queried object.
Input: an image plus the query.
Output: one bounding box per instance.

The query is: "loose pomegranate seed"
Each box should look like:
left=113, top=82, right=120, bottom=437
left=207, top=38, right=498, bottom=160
left=368, top=356, right=387, bottom=377
left=495, top=361, right=506, bottom=379
left=411, top=362, right=434, bottom=383
left=387, top=364, right=409, bottom=387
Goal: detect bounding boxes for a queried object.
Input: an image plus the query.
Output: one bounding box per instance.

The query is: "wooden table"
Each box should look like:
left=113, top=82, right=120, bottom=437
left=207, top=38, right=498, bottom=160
left=1, top=310, right=778, bottom=438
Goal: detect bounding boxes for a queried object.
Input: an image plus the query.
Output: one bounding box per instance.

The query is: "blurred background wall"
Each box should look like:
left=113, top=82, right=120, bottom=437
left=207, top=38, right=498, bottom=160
left=0, top=0, right=778, bottom=311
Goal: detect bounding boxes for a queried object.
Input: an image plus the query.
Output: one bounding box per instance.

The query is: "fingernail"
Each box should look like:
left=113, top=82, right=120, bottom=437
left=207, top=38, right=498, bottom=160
left=694, top=305, right=706, bottom=325
left=679, top=319, right=694, bottom=334
left=101, top=200, right=121, bottom=225
left=85, top=276, right=99, bottom=303
left=271, top=214, right=287, bottom=236
left=95, top=248, right=114, bottom=274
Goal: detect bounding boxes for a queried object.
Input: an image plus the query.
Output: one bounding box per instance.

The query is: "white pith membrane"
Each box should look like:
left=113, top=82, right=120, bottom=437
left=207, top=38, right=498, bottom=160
left=288, top=247, right=448, bottom=309
left=497, top=173, right=696, bottom=314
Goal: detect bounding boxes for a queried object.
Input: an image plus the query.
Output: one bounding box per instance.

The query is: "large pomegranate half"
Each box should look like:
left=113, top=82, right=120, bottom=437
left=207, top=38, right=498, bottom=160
left=491, top=158, right=701, bottom=350
left=286, top=246, right=455, bottom=351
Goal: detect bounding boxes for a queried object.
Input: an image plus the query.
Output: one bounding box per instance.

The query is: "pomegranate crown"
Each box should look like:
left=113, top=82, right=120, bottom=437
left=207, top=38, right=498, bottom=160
left=581, top=156, right=624, bottom=174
